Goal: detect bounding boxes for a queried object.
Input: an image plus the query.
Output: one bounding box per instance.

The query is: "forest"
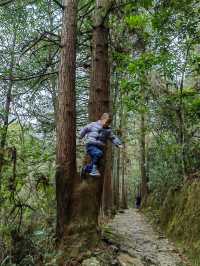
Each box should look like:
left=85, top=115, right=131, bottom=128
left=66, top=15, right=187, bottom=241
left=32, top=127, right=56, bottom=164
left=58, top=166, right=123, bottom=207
left=0, top=0, right=200, bottom=265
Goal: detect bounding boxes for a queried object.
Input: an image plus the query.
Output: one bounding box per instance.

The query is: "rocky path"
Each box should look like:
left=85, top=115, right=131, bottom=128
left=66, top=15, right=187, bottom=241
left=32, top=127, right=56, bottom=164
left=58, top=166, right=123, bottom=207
left=104, top=209, right=188, bottom=266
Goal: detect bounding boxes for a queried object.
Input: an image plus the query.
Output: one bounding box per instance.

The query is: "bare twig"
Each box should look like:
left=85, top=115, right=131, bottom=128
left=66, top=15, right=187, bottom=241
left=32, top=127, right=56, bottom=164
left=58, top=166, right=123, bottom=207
left=52, top=0, right=64, bottom=10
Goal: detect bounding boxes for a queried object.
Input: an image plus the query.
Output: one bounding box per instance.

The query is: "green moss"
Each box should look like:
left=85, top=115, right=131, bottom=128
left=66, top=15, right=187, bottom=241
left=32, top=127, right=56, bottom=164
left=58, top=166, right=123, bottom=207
left=101, top=225, right=124, bottom=245
left=146, top=181, right=200, bottom=265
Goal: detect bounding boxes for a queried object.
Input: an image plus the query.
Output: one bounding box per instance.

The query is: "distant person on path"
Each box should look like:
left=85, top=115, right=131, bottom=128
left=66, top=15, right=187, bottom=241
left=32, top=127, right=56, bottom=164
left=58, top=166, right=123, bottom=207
left=136, top=195, right=141, bottom=209
left=80, top=113, right=123, bottom=176
left=135, top=184, right=142, bottom=209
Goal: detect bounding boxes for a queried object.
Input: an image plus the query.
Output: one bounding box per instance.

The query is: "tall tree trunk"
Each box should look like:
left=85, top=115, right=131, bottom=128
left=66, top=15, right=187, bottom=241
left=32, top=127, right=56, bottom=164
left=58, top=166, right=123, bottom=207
left=55, top=0, right=78, bottom=241
left=0, top=32, right=16, bottom=192
left=114, top=143, right=120, bottom=209
left=88, top=3, right=111, bottom=119
left=88, top=0, right=113, bottom=217
left=112, top=72, right=120, bottom=211
left=121, top=146, right=128, bottom=209
left=177, top=81, right=186, bottom=177
left=113, top=90, right=123, bottom=210
left=102, top=70, right=117, bottom=216
left=47, top=0, right=58, bottom=119
left=55, top=1, right=115, bottom=259
left=102, top=143, right=113, bottom=216
left=55, top=1, right=116, bottom=260
left=136, top=39, right=148, bottom=202
left=120, top=110, right=128, bottom=209
left=140, top=111, right=148, bottom=200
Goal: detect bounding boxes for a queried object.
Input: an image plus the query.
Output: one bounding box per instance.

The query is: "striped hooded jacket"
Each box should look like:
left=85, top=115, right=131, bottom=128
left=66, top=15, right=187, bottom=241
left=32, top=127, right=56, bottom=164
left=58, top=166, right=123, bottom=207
left=80, top=120, right=122, bottom=148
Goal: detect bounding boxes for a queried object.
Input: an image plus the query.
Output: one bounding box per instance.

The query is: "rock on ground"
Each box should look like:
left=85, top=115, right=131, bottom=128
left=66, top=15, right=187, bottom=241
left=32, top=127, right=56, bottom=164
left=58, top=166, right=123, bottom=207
left=82, top=257, right=101, bottom=266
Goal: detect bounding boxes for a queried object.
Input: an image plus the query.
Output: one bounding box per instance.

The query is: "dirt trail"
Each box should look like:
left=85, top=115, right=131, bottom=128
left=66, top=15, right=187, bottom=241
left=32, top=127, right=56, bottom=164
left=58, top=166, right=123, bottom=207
left=105, top=209, right=188, bottom=266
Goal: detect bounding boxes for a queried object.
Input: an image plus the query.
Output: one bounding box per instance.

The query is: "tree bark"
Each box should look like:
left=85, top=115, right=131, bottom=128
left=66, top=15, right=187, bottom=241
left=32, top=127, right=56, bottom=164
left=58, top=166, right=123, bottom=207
left=140, top=111, right=148, bottom=200
left=112, top=72, right=120, bottom=211
left=0, top=31, right=16, bottom=192
left=177, top=81, right=186, bottom=177
left=121, top=148, right=128, bottom=209
left=55, top=0, right=78, bottom=241
left=102, top=142, right=113, bottom=216
left=120, top=111, right=128, bottom=209
left=47, top=0, right=58, bottom=120
left=55, top=1, right=115, bottom=259
left=114, top=144, right=120, bottom=209
left=88, top=25, right=110, bottom=118
left=88, top=0, right=113, bottom=217
left=102, top=70, right=117, bottom=216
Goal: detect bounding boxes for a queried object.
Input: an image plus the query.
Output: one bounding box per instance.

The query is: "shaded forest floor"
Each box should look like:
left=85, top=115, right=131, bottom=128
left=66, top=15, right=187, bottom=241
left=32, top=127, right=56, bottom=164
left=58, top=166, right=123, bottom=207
left=98, top=209, right=190, bottom=266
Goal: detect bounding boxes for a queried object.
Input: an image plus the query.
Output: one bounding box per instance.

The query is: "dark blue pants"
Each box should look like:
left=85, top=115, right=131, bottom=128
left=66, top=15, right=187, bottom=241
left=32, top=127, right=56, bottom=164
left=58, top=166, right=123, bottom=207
left=85, top=144, right=103, bottom=172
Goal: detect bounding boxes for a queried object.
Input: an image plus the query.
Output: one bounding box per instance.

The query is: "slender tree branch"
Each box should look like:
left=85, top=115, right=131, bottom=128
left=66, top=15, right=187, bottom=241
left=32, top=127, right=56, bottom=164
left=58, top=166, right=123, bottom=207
left=8, top=118, right=17, bottom=125
left=52, top=0, right=64, bottom=10
left=0, top=71, right=58, bottom=82
left=20, top=32, right=60, bottom=57
left=0, top=0, right=14, bottom=7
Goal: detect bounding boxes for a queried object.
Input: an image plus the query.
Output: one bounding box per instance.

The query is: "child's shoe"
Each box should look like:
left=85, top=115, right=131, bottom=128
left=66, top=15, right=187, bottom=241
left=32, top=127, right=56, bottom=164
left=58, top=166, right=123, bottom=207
left=80, top=165, right=94, bottom=180
left=89, top=165, right=101, bottom=176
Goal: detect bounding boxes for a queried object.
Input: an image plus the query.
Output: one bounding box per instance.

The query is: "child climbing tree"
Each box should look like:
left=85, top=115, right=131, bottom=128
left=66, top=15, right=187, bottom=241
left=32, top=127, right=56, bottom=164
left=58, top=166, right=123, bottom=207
left=55, top=0, right=116, bottom=253
left=89, top=0, right=115, bottom=217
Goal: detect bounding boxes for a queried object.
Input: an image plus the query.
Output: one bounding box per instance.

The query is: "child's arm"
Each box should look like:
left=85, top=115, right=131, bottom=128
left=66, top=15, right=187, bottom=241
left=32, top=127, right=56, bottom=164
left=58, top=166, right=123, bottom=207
left=80, top=123, right=92, bottom=139
left=109, top=130, right=123, bottom=147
